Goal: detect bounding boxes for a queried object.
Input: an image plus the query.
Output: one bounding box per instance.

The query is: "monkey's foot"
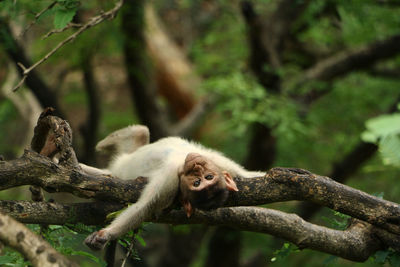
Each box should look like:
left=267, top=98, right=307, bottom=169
left=84, top=229, right=112, bottom=251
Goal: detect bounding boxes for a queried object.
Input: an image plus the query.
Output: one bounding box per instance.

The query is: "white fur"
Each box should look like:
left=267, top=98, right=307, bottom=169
left=84, top=127, right=264, bottom=240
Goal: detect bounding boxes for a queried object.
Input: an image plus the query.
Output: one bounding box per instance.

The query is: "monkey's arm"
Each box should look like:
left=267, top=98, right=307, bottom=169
left=84, top=161, right=180, bottom=250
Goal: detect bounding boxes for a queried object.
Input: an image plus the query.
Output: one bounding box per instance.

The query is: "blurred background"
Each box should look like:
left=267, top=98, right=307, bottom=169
left=1, top=0, right=400, bottom=266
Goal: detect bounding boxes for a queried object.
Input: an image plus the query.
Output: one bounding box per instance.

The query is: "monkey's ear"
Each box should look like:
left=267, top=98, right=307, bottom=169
left=181, top=199, right=194, bottom=218
left=222, top=171, right=239, bottom=192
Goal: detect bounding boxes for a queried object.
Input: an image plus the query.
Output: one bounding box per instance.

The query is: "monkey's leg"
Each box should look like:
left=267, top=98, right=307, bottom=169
left=80, top=163, right=112, bottom=176
left=96, top=125, right=150, bottom=154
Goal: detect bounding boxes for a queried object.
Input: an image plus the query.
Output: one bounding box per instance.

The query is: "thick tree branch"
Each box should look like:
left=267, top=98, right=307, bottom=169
left=2, top=201, right=398, bottom=262
left=0, top=150, right=147, bottom=202
left=291, top=34, right=400, bottom=102
left=1, top=150, right=400, bottom=236
left=0, top=211, right=77, bottom=267
left=159, top=208, right=387, bottom=262
left=0, top=200, right=123, bottom=225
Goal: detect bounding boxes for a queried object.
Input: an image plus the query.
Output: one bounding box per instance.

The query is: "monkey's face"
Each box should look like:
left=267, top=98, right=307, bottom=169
left=179, top=153, right=239, bottom=217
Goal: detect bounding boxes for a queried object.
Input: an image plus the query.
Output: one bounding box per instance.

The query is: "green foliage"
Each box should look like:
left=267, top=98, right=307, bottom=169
left=271, top=242, right=300, bottom=263
left=53, top=0, right=79, bottom=29
left=202, top=72, right=306, bottom=141
left=322, top=210, right=351, bottom=230
left=373, top=249, right=400, bottom=267
left=0, top=224, right=106, bottom=266
left=0, top=251, right=30, bottom=267
left=362, top=112, right=400, bottom=167
left=41, top=224, right=106, bottom=266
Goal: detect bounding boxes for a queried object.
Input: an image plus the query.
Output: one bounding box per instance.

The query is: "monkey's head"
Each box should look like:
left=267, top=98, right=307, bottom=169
left=179, top=153, right=239, bottom=217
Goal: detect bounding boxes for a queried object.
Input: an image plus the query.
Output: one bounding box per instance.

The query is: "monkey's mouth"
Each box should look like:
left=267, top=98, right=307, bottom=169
left=184, top=153, right=205, bottom=174
left=184, top=153, right=203, bottom=164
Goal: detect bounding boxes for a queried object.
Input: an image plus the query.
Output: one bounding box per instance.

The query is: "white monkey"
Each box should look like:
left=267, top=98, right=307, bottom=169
left=83, top=125, right=264, bottom=250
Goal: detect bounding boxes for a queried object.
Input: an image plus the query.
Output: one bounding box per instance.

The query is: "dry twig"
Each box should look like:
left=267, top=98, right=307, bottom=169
left=13, top=0, right=124, bottom=92
left=18, top=1, right=58, bottom=39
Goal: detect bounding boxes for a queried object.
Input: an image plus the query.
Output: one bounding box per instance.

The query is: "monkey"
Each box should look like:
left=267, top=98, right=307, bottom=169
left=82, top=125, right=264, bottom=251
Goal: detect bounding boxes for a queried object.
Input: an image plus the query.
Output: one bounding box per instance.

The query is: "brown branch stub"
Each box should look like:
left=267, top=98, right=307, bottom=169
left=31, top=108, right=79, bottom=168
left=0, top=211, right=78, bottom=267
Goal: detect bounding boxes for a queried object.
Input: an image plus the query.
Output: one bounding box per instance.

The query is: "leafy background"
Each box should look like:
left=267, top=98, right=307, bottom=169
left=1, top=0, right=400, bottom=266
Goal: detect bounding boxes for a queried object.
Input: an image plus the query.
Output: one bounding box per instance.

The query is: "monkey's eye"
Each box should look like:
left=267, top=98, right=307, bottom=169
left=193, top=180, right=201, bottom=187
left=205, top=174, right=214, bottom=180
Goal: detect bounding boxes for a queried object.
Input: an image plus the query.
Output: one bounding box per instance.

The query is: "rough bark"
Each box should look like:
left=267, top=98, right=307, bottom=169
left=0, top=200, right=123, bottom=225
left=0, top=150, right=147, bottom=203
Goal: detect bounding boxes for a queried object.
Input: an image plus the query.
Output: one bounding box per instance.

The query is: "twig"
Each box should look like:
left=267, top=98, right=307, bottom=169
left=13, top=0, right=125, bottom=92
left=121, top=235, right=136, bottom=267
left=42, top=23, right=83, bottom=39
left=18, top=1, right=58, bottom=39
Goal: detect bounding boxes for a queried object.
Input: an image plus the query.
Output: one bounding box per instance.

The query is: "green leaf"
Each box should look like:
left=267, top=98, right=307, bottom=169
left=53, top=8, right=76, bottom=29
left=379, top=135, right=400, bottom=167
left=389, top=252, right=400, bottom=267
left=135, top=234, right=147, bottom=247
left=362, top=114, right=400, bottom=143
left=360, top=131, right=378, bottom=143
left=0, top=256, right=16, bottom=264
left=375, top=250, right=390, bottom=264
left=71, top=251, right=101, bottom=263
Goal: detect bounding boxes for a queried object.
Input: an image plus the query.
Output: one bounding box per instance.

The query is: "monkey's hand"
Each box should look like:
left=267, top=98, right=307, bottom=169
left=84, top=229, right=112, bottom=250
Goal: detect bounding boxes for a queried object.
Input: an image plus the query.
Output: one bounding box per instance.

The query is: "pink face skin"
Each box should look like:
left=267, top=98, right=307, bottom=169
left=179, top=153, right=239, bottom=217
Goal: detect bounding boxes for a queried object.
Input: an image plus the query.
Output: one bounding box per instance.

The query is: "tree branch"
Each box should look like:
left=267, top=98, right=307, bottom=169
left=1, top=149, right=400, bottom=236
left=291, top=34, right=400, bottom=102
left=2, top=200, right=398, bottom=262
